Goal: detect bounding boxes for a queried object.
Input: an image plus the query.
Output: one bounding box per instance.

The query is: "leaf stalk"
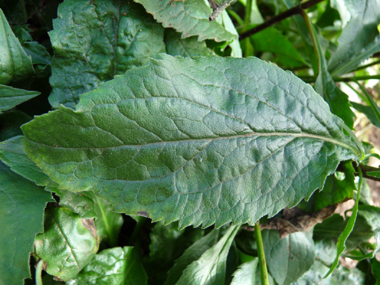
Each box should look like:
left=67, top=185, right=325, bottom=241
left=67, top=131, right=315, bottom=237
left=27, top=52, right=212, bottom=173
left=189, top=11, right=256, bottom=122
left=35, top=260, right=44, bottom=285
left=255, top=221, right=270, bottom=285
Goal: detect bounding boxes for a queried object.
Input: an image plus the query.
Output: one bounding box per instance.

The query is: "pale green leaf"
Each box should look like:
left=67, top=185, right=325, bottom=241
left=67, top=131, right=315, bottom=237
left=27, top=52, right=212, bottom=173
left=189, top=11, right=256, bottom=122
left=134, top=0, right=236, bottom=42
left=220, top=10, right=242, bottom=58
left=263, top=230, right=315, bottom=285
left=230, top=258, right=259, bottom=285
left=0, top=162, right=53, bottom=285
left=34, top=206, right=99, bottom=281
left=164, top=29, right=213, bottom=58
left=0, top=85, right=40, bottom=113
left=176, top=225, right=239, bottom=285
left=0, top=9, right=34, bottom=84
left=22, top=55, right=361, bottom=228
left=48, top=0, right=165, bottom=109
left=67, top=247, right=147, bottom=285
left=165, top=229, right=219, bottom=285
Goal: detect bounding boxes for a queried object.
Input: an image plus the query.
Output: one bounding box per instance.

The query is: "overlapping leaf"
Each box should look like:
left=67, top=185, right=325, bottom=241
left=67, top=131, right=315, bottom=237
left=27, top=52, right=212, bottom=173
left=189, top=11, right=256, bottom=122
left=134, top=0, right=236, bottom=42
left=0, top=85, right=39, bottom=113
left=0, top=162, right=53, bottom=285
left=48, top=0, right=166, bottom=108
left=22, top=55, right=361, bottom=228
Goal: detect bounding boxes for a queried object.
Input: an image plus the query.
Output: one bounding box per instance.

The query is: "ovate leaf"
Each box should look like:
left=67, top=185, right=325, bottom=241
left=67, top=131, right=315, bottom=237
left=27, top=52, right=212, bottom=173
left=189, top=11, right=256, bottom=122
left=0, top=85, right=40, bottom=113
left=0, top=9, right=34, bottom=84
left=34, top=206, right=99, bottom=281
left=67, top=247, right=147, bottom=285
left=230, top=258, right=259, bottom=285
left=0, top=162, right=53, bottom=285
left=176, top=225, right=239, bottom=285
left=48, top=0, right=165, bottom=108
left=262, top=230, right=315, bottom=285
left=134, top=0, right=236, bottom=42
left=22, top=55, right=362, bottom=228
left=164, top=29, right=213, bottom=58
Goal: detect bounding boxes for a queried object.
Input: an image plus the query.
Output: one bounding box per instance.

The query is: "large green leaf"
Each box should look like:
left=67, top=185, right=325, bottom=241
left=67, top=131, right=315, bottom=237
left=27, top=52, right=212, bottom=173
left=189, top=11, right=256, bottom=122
left=262, top=230, right=315, bottom=285
left=48, top=0, right=165, bottom=109
left=175, top=225, right=239, bottom=285
left=0, top=162, right=53, bottom=285
left=67, top=247, right=147, bottom=285
left=34, top=206, right=99, bottom=281
left=328, top=1, right=380, bottom=76
left=22, top=55, right=362, bottom=228
left=0, top=85, right=40, bottom=113
left=134, top=0, right=236, bottom=42
left=0, top=9, right=34, bottom=84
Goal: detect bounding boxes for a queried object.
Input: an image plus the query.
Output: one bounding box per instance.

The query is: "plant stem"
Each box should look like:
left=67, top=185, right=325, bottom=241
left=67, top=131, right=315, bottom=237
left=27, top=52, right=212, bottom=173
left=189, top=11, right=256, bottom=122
left=239, top=0, right=325, bottom=40
left=352, top=59, right=380, bottom=72
left=299, top=74, right=380, bottom=83
left=128, top=216, right=146, bottom=245
left=299, top=9, right=320, bottom=75
left=35, top=260, right=43, bottom=285
left=244, top=0, right=253, bottom=27
left=255, top=221, right=269, bottom=285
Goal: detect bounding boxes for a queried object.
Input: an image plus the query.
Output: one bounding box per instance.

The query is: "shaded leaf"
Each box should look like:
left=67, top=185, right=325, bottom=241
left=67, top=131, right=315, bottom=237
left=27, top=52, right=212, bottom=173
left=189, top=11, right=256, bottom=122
left=134, top=0, right=236, bottom=43
left=34, top=206, right=99, bottom=281
left=22, top=55, right=361, bottom=228
left=0, top=9, right=34, bottom=84
left=0, top=85, right=40, bottom=113
left=164, top=29, right=213, bottom=58
left=0, top=162, right=53, bottom=285
left=230, top=258, right=259, bottom=285
left=328, top=1, right=380, bottom=76
left=0, top=110, right=30, bottom=141
left=165, top=229, right=220, bottom=285
left=67, top=247, right=147, bottom=285
left=351, top=101, right=380, bottom=129
left=175, top=225, right=239, bottom=285
left=263, top=230, right=315, bottom=285
left=48, top=0, right=165, bottom=108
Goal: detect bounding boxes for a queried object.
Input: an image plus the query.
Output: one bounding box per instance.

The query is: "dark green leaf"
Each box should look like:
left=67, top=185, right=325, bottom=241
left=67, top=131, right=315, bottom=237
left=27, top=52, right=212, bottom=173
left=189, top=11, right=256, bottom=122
left=0, top=9, right=34, bottom=84
left=0, top=85, right=40, bottom=113
left=48, top=0, right=166, bottom=109
left=22, top=55, right=362, bottom=228
left=165, top=229, right=220, bottom=285
left=262, top=230, right=315, bottom=285
left=165, top=29, right=213, bottom=58
left=134, top=0, right=236, bottom=43
left=0, top=162, right=53, bottom=285
left=175, top=225, right=239, bottom=285
left=67, top=247, right=147, bottom=285
left=230, top=258, right=259, bottom=285
left=368, top=171, right=380, bottom=178
left=34, top=206, right=99, bottom=281
left=0, top=111, right=30, bottom=141
left=250, top=27, right=308, bottom=69
left=371, top=258, right=380, bottom=284
left=351, top=101, right=380, bottom=129
left=328, top=1, right=380, bottom=76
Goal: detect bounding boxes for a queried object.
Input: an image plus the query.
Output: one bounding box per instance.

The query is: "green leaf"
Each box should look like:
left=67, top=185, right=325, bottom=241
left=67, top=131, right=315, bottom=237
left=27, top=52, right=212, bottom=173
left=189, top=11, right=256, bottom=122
left=250, top=27, right=308, bottom=69
left=164, top=29, right=213, bottom=58
left=67, top=247, right=148, bottom=285
left=0, top=110, right=30, bottom=141
left=230, top=258, right=259, bottom=285
left=34, top=206, right=99, bottom=281
left=165, top=228, right=220, bottom=285
left=0, top=84, right=40, bottom=113
left=262, top=230, right=315, bottom=285
left=0, top=9, right=34, bottom=84
left=220, top=10, right=242, bottom=58
left=0, top=161, right=53, bottom=285
left=48, top=0, right=166, bottom=109
left=350, top=101, right=380, bottom=129
left=328, top=1, right=380, bottom=76
left=372, top=258, right=380, bottom=284
left=175, top=225, right=239, bottom=285
left=134, top=0, right=236, bottom=43
left=22, top=55, right=362, bottom=228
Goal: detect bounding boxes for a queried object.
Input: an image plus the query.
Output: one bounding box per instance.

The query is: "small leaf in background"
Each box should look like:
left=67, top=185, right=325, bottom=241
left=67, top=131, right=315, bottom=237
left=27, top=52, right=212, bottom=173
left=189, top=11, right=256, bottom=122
left=34, top=206, right=99, bottom=281
left=350, top=101, right=380, bottom=129
left=0, top=9, right=34, bottom=84
left=175, top=225, right=239, bottom=285
left=250, top=27, right=308, bottom=69
left=164, top=29, right=213, bottom=58
left=262, top=229, right=315, bottom=285
left=0, top=162, right=53, bottom=285
left=134, top=0, right=236, bottom=43
left=0, top=85, right=40, bottom=113
left=165, top=229, right=220, bottom=285
left=22, top=55, right=361, bottom=228
left=220, top=10, right=242, bottom=58
left=230, top=258, right=259, bottom=285
left=328, top=1, right=380, bottom=76
left=48, top=0, right=166, bottom=109
left=67, top=247, right=148, bottom=285
left=0, top=110, right=30, bottom=141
